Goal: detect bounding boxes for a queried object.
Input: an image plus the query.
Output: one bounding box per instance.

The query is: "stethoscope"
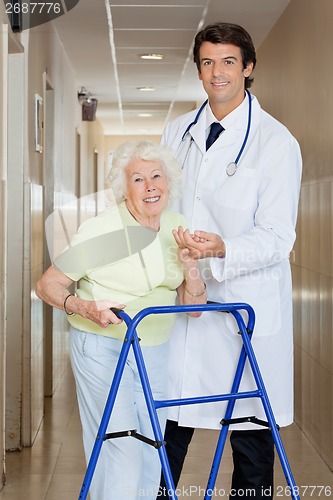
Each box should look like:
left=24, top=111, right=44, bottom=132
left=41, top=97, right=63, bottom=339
left=177, top=89, right=252, bottom=177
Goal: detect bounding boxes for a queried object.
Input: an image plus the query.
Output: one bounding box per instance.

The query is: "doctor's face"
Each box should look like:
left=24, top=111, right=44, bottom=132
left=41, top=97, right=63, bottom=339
left=198, top=42, right=253, bottom=119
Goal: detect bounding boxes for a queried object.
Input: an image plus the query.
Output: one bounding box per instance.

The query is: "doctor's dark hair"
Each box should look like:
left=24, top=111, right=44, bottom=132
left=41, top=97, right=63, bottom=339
left=193, top=22, right=257, bottom=89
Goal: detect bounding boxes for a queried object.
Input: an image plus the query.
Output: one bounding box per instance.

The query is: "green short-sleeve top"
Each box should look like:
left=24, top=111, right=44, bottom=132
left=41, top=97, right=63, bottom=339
left=54, top=201, right=186, bottom=345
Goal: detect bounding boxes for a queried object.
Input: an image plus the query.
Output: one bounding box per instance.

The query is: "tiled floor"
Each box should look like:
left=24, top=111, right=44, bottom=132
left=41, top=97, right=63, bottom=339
left=0, top=362, right=332, bottom=499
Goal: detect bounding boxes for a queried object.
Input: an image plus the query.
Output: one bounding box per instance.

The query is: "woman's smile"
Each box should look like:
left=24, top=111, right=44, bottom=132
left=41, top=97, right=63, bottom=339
left=143, top=195, right=161, bottom=203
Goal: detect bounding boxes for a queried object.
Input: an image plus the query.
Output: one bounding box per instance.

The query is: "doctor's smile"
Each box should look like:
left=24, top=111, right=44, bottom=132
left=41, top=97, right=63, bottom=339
left=211, top=81, right=230, bottom=89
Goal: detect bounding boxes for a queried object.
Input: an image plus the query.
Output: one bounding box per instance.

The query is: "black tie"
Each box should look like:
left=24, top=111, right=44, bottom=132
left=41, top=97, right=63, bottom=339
left=206, top=122, right=224, bottom=150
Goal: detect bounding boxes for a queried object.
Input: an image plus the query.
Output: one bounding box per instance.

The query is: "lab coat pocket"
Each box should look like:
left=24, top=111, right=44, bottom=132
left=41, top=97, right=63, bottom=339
left=225, top=277, right=281, bottom=337
left=214, top=168, right=257, bottom=211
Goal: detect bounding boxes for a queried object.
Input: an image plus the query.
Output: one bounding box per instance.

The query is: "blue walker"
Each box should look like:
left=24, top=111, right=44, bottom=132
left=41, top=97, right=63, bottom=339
left=78, top=302, right=300, bottom=500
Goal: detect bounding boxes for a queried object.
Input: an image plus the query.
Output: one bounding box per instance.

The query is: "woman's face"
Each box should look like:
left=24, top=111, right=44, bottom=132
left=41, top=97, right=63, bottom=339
left=125, top=158, right=169, bottom=224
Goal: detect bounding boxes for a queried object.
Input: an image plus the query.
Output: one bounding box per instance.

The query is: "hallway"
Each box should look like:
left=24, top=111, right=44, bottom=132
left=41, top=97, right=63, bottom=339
left=1, top=0, right=333, bottom=495
left=0, top=361, right=332, bottom=500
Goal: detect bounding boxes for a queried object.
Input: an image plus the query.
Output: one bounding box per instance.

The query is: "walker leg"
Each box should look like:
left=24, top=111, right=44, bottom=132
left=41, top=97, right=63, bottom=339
left=206, top=308, right=299, bottom=500
left=239, top=325, right=300, bottom=500
left=78, top=336, right=132, bottom=500
left=204, top=346, right=248, bottom=500
left=132, top=336, right=178, bottom=500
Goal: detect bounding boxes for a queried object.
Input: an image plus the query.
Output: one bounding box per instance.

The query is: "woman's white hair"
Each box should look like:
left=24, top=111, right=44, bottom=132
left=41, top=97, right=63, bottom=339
left=106, top=140, right=182, bottom=204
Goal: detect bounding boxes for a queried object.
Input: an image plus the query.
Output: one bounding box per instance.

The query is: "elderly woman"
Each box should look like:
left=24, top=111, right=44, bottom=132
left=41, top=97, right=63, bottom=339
left=36, top=140, right=206, bottom=500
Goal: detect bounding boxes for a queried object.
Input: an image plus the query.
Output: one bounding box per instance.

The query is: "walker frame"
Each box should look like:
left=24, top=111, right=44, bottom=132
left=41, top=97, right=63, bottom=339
left=78, top=302, right=300, bottom=500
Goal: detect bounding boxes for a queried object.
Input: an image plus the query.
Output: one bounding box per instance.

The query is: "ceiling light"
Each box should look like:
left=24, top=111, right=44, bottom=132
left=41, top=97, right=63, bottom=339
left=140, top=53, right=164, bottom=60
left=137, top=87, right=156, bottom=92
left=138, top=113, right=153, bottom=117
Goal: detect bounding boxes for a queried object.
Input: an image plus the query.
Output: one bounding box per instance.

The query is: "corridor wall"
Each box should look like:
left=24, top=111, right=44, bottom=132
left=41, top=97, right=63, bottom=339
left=254, top=0, right=333, bottom=470
left=0, top=4, right=106, bottom=484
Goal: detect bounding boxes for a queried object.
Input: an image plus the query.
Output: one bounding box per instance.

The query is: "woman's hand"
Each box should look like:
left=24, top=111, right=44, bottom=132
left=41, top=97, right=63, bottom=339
left=74, top=298, right=125, bottom=328
left=36, top=265, right=125, bottom=328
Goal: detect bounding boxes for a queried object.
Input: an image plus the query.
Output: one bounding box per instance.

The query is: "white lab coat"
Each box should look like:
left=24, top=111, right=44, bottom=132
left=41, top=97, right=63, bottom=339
left=162, top=94, right=302, bottom=430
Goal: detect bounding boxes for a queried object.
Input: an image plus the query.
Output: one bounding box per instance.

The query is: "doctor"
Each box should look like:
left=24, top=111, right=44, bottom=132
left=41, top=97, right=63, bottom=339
left=160, top=22, right=302, bottom=499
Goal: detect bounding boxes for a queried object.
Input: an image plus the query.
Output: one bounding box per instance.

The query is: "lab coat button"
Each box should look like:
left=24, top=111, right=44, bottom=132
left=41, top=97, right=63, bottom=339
left=197, top=196, right=200, bottom=200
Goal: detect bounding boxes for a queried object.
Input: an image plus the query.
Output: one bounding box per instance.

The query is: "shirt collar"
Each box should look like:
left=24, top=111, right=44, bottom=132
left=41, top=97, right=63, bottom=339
left=205, top=93, right=249, bottom=131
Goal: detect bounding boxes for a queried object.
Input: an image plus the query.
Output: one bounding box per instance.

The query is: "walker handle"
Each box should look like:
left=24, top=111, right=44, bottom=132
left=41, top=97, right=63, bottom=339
left=110, top=307, right=125, bottom=318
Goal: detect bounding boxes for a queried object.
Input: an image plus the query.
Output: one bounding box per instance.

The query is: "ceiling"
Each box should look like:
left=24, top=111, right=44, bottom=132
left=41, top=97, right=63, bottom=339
left=53, top=0, right=291, bottom=136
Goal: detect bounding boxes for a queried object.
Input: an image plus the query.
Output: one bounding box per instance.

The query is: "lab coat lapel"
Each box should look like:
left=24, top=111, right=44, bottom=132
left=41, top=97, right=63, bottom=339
left=188, top=107, right=243, bottom=154
left=189, top=111, right=206, bottom=154
left=208, top=96, right=261, bottom=155
left=214, top=126, right=238, bottom=150
left=187, top=95, right=261, bottom=167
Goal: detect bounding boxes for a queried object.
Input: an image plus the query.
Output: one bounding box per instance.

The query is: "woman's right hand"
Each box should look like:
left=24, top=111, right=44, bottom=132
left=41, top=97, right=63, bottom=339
left=35, top=265, right=126, bottom=329
left=69, top=297, right=126, bottom=328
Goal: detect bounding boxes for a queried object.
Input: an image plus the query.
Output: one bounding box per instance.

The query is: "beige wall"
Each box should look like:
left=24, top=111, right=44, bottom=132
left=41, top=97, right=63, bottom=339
left=0, top=7, right=106, bottom=471
left=0, top=19, right=8, bottom=487
left=254, top=0, right=333, bottom=469
left=19, top=23, right=80, bottom=447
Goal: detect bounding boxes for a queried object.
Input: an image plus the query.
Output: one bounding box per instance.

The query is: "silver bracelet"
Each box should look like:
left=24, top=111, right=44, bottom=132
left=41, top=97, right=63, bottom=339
left=184, top=283, right=206, bottom=297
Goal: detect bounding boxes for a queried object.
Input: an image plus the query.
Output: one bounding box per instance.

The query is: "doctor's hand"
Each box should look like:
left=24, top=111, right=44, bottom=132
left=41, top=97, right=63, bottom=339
left=173, top=227, right=225, bottom=260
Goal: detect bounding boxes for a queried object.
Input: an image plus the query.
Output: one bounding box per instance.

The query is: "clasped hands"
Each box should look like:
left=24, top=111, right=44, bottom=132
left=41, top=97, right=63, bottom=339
left=172, top=226, right=225, bottom=261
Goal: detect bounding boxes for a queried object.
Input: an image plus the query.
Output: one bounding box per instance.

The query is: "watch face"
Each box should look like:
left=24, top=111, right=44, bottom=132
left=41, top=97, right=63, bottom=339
left=5, top=0, right=80, bottom=32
